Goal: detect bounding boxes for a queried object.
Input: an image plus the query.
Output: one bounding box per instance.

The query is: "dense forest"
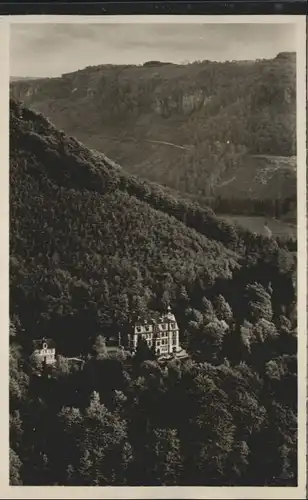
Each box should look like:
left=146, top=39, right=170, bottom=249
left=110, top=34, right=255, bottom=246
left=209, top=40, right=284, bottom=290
left=10, top=52, right=296, bottom=220
left=10, top=99, right=297, bottom=486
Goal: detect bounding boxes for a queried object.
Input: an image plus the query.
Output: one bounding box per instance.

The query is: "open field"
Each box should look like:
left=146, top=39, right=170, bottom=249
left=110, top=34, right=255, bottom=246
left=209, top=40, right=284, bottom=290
left=221, top=214, right=296, bottom=240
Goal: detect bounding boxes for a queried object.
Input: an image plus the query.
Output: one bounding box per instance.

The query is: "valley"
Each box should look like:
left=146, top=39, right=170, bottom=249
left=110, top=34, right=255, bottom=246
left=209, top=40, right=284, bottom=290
left=221, top=215, right=296, bottom=240
left=10, top=52, right=297, bottom=226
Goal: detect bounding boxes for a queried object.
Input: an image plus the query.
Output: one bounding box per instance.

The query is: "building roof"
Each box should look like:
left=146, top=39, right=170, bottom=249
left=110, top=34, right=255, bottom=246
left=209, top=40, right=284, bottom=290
left=134, top=308, right=177, bottom=327
left=32, top=338, right=56, bottom=350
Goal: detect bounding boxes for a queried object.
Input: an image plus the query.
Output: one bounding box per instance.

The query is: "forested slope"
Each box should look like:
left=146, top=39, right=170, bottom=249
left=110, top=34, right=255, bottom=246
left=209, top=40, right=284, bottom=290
left=10, top=99, right=297, bottom=486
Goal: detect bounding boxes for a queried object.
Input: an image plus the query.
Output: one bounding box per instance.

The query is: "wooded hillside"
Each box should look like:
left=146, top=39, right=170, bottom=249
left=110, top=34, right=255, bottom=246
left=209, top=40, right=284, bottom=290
left=10, top=98, right=297, bottom=486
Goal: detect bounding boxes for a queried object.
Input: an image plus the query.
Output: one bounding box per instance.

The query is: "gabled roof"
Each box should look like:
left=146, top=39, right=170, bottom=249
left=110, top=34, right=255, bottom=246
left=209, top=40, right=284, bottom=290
left=134, top=309, right=177, bottom=328
left=159, top=313, right=176, bottom=323
left=32, top=338, right=56, bottom=350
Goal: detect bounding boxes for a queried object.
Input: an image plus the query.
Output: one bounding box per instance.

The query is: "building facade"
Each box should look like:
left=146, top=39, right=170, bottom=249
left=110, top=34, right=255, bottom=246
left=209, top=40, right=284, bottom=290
left=32, top=338, right=56, bottom=365
left=128, top=306, right=181, bottom=357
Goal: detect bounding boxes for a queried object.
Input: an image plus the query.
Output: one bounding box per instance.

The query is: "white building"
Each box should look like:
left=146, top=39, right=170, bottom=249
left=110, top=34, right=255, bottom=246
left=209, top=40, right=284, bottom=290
left=32, top=338, right=56, bottom=365
left=128, top=306, right=181, bottom=357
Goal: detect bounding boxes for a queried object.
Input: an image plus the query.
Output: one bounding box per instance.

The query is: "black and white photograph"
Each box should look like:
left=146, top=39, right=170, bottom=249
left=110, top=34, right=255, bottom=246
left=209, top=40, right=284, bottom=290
left=4, top=16, right=306, bottom=497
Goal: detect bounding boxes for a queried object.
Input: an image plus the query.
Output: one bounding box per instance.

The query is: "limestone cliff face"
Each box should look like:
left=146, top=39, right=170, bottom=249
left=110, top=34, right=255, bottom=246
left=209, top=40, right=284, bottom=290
left=25, top=87, right=36, bottom=98
left=151, top=90, right=206, bottom=116
left=12, top=77, right=213, bottom=121
left=181, top=90, right=205, bottom=114
left=11, top=53, right=296, bottom=122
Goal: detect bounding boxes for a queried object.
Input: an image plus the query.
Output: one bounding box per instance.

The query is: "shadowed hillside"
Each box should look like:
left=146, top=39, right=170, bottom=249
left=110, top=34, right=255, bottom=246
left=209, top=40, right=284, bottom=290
left=10, top=52, right=297, bottom=219
left=10, top=99, right=297, bottom=487
left=10, top=97, right=241, bottom=353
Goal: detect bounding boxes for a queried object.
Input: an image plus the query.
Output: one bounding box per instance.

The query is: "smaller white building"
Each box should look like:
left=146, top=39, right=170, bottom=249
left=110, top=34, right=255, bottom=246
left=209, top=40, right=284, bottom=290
left=32, top=338, right=56, bottom=365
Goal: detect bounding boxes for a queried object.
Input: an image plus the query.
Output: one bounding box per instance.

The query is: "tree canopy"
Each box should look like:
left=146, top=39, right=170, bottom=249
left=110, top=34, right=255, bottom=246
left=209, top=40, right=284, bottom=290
left=9, top=98, right=297, bottom=486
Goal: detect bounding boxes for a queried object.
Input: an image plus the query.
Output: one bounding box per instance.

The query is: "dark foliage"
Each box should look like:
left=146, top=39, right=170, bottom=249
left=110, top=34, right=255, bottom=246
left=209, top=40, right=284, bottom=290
left=10, top=99, right=297, bottom=486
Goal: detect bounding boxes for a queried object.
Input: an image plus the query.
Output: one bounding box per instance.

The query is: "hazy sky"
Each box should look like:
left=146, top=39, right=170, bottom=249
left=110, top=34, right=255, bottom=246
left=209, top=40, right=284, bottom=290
left=10, top=23, right=296, bottom=78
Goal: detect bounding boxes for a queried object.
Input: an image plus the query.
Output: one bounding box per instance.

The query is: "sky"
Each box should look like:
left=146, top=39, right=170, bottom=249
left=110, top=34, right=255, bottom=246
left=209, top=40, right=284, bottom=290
left=10, top=22, right=297, bottom=78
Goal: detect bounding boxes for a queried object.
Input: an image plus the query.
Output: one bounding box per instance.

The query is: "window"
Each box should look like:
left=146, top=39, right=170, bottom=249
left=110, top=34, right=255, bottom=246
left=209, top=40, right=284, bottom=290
left=172, top=332, right=177, bottom=344
left=170, top=323, right=177, bottom=330
left=136, top=326, right=142, bottom=333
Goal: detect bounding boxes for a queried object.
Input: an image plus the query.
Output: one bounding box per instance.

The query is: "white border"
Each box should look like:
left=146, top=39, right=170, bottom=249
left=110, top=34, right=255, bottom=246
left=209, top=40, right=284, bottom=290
left=1, top=14, right=306, bottom=500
